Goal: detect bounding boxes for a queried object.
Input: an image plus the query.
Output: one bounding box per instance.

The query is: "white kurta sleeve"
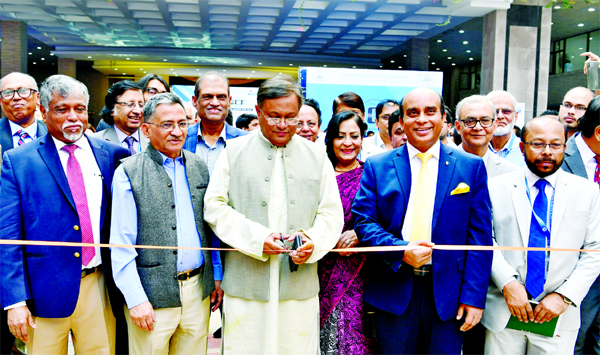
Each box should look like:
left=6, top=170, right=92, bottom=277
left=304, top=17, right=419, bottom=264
left=303, top=157, right=344, bottom=264
left=204, top=152, right=272, bottom=261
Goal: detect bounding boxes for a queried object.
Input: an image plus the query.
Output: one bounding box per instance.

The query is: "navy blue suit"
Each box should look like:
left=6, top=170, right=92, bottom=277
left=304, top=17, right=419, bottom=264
left=0, top=117, right=48, bottom=156
left=0, top=134, right=129, bottom=317
left=352, top=144, right=493, bottom=353
left=182, top=121, right=247, bottom=153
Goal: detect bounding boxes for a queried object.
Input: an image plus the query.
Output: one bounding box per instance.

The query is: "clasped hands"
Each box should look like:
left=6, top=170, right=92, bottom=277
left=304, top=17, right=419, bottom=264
left=502, top=280, right=569, bottom=324
left=263, top=232, right=314, bottom=264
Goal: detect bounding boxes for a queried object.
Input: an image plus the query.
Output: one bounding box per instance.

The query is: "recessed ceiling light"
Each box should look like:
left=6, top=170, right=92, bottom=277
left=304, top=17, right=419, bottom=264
left=223, top=69, right=226, bottom=72
left=466, top=50, right=471, bottom=53
left=463, top=41, right=468, bottom=44
left=194, top=60, right=198, bottom=62
left=578, top=23, right=585, bottom=27
left=431, top=62, right=436, bottom=65
left=390, top=60, right=395, bottom=63
left=50, top=53, right=54, bottom=56
left=452, top=63, right=456, bottom=66
left=41, top=58, right=45, bottom=60
left=436, top=68, right=440, bottom=71
left=163, top=59, right=167, bottom=61
left=554, top=5, right=561, bottom=9
left=447, top=57, right=452, bottom=59
left=379, top=65, right=383, bottom=68
left=175, top=75, right=178, bottom=77
left=323, top=65, right=327, bottom=67
left=126, top=58, right=130, bottom=60
left=459, top=30, right=464, bottom=34
left=252, top=71, right=256, bottom=73
left=442, top=49, right=447, bottom=52
left=437, top=39, right=442, bottom=43
left=258, top=62, right=262, bottom=65
left=224, top=61, right=228, bottom=64
left=123, top=73, right=126, bottom=75
left=289, top=63, right=293, bottom=66
left=403, top=55, right=406, bottom=57
left=279, top=72, right=282, bottom=75
left=144, top=71, right=147, bottom=73
left=579, top=47, right=584, bottom=50
left=87, top=56, right=92, bottom=58
left=140, top=68, right=143, bottom=70
left=33, top=62, right=36, bottom=65
left=398, top=66, right=402, bottom=69
left=196, top=69, right=199, bottom=71
left=114, top=68, right=118, bottom=70
left=28, top=52, right=32, bottom=55
left=37, top=46, right=41, bottom=50
left=247, top=77, right=250, bottom=79
left=170, top=68, right=173, bottom=71
left=469, top=58, right=473, bottom=60
left=353, top=66, right=356, bottom=68
left=588, top=7, right=596, bottom=11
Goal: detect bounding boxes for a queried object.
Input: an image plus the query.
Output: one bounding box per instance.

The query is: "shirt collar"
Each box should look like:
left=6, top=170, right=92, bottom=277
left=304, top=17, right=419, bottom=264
left=525, top=166, right=558, bottom=191
left=406, top=140, right=441, bottom=161
left=575, top=133, right=596, bottom=166
left=114, top=126, right=139, bottom=143
left=489, top=132, right=516, bottom=153
left=52, top=134, right=91, bottom=153
left=198, top=121, right=227, bottom=142
left=375, top=133, right=385, bottom=149
left=9, top=119, right=38, bottom=138
left=458, top=143, right=491, bottom=167
left=156, top=150, right=184, bottom=165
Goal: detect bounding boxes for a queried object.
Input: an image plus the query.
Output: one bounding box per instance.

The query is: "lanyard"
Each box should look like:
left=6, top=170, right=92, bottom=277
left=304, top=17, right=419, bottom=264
left=525, top=176, right=555, bottom=241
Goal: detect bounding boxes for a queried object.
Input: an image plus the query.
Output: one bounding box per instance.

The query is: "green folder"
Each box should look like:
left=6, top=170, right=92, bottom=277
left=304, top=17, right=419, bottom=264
left=505, top=301, right=562, bottom=337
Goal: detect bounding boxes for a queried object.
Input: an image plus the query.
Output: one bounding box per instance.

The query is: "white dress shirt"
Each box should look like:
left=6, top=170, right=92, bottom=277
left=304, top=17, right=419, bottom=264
left=575, top=133, right=597, bottom=181
left=401, top=140, right=441, bottom=242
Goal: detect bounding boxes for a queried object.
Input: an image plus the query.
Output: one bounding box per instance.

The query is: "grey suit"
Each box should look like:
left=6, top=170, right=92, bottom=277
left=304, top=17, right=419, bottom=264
left=487, top=152, right=520, bottom=178
left=561, top=135, right=600, bottom=355
left=482, top=169, right=600, bottom=353
left=92, top=126, right=149, bottom=153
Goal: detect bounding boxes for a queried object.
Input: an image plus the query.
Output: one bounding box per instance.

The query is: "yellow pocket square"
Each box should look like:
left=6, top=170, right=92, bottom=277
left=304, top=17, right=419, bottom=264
left=450, top=183, right=470, bottom=195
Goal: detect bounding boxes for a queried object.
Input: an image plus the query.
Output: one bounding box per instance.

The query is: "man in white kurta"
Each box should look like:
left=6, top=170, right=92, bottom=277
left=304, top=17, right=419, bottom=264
left=204, top=75, right=343, bottom=355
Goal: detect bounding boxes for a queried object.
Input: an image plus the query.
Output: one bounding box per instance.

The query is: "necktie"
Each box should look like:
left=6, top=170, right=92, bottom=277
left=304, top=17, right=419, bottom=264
left=526, top=179, right=549, bottom=299
left=594, top=156, right=600, bottom=188
left=62, top=145, right=95, bottom=266
left=124, top=136, right=137, bottom=156
left=410, top=152, right=433, bottom=242
left=15, top=130, right=31, bottom=146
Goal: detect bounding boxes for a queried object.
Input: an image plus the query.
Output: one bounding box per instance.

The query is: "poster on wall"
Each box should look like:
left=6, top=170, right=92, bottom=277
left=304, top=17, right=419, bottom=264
left=171, top=85, right=258, bottom=123
left=300, top=67, right=444, bottom=133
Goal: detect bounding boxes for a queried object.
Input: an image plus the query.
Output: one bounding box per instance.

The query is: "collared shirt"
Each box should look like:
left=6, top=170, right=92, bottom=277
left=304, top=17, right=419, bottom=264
left=110, top=151, right=223, bottom=309
left=575, top=133, right=597, bottom=181
left=524, top=167, right=557, bottom=226
left=114, top=126, right=142, bottom=154
left=195, top=122, right=227, bottom=176
left=9, top=120, right=38, bottom=147
left=457, top=143, right=491, bottom=168
left=401, top=141, right=441, bottom=242
left=488, top=133, right=525, bottom=167
left=52, top=136, right=103, bottom=269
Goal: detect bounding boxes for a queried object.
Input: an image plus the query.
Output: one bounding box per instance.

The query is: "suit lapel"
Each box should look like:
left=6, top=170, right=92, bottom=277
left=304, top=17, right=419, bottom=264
left=432, top=145, right=455, bottom=232
left=36, top=120, right=48, bottom=137
left=393, top=145, right=411, bottom=199
left=511, top=171, right=530, bottom=246
left=550, top=170, right=568, bottom=244
left=37, top=135, right=76, bottom=211
left=563, top=141, right=588, bottom=179
left=105, top=126, right=119, bottom=143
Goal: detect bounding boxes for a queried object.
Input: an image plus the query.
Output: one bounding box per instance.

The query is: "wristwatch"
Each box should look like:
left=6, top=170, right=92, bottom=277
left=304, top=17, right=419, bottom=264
left=561, top=294, right=573, bottom=306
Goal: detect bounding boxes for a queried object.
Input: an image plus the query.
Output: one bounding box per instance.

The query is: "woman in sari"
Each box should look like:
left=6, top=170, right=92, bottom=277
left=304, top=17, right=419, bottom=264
left=319, top=111, right=374, bottom=355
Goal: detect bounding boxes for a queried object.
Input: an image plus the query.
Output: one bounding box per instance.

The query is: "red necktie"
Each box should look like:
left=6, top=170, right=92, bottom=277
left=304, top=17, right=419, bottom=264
left=62, top=145, right=95, bottom=266
left=595, top=156, right=600, bottom=188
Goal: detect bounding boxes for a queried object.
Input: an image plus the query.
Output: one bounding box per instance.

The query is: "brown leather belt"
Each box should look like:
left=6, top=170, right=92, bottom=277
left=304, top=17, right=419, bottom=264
left=81, top=265, right=101, bottom=278
left=177, top=266, right=203, bottom=281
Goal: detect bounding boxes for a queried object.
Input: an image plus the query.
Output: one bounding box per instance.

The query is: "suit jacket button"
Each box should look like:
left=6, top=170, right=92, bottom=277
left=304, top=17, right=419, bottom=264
left=262, top=201, right=267, bottom=206
left=172, top=225, right=177, bottom=230
left=168, top=183, right=172, bottom=187
left=268, top=155, right=273, bottom=160
left=173, top=251, right=177, bottom=255
left=74, top=252, right=80, bottom=258
left=74, top=225, right=80, bottom=231
left=265, top=177, right=270, bottom=182
left=172, top=205, right=176, bottom=209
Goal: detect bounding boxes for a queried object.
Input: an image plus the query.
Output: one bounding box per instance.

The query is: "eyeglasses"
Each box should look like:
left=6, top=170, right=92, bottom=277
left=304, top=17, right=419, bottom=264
left=146, top=121, right=188, bottom=131
left=116, top=101, right=144, bottom=109
left=495, top=108, right=514, bottom=116
left=378, top=115, right=391, bottom=120
left=523, top=142, right=565, bottom=151
left=298, top=121, right=318, bottom=128
left=561, top=102, right=587, bottom=112
left=0, top=88, right=37, bottom=100
left=145, top=87, right=168, bottom=96
left=258, top=107, right=299, bottom=126
left=459, top=117, right=494, bottom=128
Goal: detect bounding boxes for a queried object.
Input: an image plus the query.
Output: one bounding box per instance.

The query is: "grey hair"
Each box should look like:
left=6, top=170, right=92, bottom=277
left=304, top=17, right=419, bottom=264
left=0, top=72, right=38, bottom=91
left=257, top=74, right=303, bottom=109
left=143, top=92, right=185, bottom=123
left=455, top=95, right=497, bottom=122
left=40, top=75, right=89, bottom=110
left=194, top=70, right=230, bottom=97
left=486, top=90, right=517, bottom=111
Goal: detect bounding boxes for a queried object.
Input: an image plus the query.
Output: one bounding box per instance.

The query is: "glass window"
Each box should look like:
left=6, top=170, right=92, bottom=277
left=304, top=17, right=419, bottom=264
left=565, top=33, right=588, bottom=72
left=589, top=30, right=599, bottom=60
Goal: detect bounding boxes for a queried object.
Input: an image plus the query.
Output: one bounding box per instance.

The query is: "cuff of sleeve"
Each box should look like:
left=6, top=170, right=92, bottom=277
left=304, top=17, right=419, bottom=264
left=213, top=265, right=223, bottom=281
left=501, top=276, right=518, bottom=292
left=4, top=301, right=26, bottom=311
left=123, top=286, right=149, bottom=310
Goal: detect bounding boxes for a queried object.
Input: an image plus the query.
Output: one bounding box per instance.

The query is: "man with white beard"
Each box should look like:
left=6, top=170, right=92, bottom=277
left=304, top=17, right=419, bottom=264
left=487, top=90, right=525, bottom=167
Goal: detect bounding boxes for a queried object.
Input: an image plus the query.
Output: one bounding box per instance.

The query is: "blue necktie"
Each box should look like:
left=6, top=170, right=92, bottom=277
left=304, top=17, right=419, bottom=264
left=124, top=136, right=137, bottom=156
left=526, top=179, right=549, bottom=299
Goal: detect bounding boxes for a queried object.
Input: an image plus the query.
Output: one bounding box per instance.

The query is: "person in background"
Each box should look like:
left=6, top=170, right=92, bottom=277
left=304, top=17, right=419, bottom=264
left=487, top=90, right=525, bottom=167
left=387, top=109, right=407, bottom=149
left=182, top=100, right=198, bottom=126
left=137, top=73, right=170, bottom=102
left=364, top=99, right=400, bottom=151
left=440, top=105, right=456, bottom=147
left=558, top=87, right=594, bottom=139
left=319, top=110, right=375, bottom=354
left=297, top=98, right=321, bottom=142
left=366, top=131, right=374, bottom=137
left=234, top=113, right=259, bottom=131
left=333, top=92, right=366, bottom=120
left=539, top=110, right=559, bottom=119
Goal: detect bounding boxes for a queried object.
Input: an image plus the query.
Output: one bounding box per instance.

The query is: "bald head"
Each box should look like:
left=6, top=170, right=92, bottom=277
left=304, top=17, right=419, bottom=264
left=401, top=87, right=446, bottom=152
left=520, top=117, right=567, bottom=177
left=559, top=86, right=595, bottom=130
left=0, top=72, right=39, bottom=127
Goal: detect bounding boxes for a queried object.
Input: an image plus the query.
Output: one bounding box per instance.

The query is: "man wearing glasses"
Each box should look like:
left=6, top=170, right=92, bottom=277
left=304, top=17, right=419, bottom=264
left=487, top=90, right=525, bottom=167
left=455, top=95, right=519, bottom=178
left=110, top=93, right=222, bottom=355
left=94, top=80, right=148, bottom=155
left=365, top=99, right=400, bottom=151
left=137, top=73, right=170, bottom=102
left=204, top=75, right=343, bottom=354
left=0, top=73, right=47, bottom=157
left=482, top=116, right=600, bottom=354
left=558, top=86, right=594, bottom=139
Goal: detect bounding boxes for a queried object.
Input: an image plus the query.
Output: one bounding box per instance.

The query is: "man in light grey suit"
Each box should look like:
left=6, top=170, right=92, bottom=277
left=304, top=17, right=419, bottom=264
left=561, top=95, right=600, bottom=355
left=455, top=95, right=520, bottom=178
left=93, top=80, right=149, bottom=154
left=482, top=117, right=600, bottom=354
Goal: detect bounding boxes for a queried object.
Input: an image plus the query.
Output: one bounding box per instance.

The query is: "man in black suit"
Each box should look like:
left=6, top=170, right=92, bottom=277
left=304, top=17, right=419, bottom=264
left=0, top=72, right=47, bottom=354
left=561, top=95, right=600, bottom=355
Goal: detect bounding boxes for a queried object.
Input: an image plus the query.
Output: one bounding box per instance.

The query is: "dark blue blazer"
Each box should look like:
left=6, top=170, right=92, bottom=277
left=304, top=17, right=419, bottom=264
left=352, top=143, right=493, bottom=321
left=0, top=134, right=129, bottom=318
left=183, top=122, right=247, bottom=153
left=0, top=117, right=48, bottom=156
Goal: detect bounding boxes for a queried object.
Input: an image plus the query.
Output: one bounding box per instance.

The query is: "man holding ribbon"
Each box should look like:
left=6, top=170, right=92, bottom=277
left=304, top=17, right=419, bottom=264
left=110, top=93, right=222, bottom=355
left=353, top=87, right=493, bottom=354
left=481, top=116, right=600, bottom=354
left=0, top=75, right=129, bottom=354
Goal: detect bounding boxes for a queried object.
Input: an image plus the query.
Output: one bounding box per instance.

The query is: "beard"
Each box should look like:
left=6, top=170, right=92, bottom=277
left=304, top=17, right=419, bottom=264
left=524, top=154, right=563, bottom=178
left=62, top=121, right=84, bottom=142
left=493, top=120, right=515, bottom=137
